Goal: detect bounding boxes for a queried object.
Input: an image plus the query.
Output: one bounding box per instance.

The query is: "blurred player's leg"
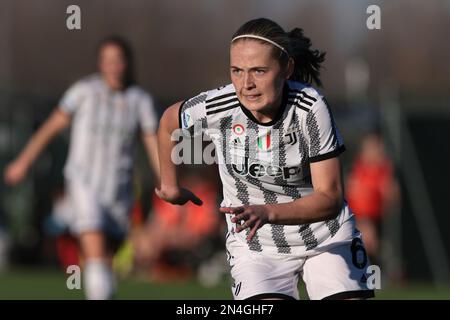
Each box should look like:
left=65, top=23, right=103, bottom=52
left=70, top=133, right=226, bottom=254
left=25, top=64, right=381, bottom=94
left=79, top=231, right=115, bottom=300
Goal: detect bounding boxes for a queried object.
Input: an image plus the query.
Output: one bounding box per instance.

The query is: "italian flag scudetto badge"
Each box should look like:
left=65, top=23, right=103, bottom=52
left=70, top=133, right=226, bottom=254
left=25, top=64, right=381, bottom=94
left=233, top=124, right=245, bottom=135
left=257, top=130, right=271, bottom=151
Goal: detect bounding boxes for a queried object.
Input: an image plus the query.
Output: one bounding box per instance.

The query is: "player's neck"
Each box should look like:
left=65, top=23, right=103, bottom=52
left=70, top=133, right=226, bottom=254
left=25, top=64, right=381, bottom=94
left=249, top=91, right=284, bottom=124
left=250, top=109, right=276, bottom=123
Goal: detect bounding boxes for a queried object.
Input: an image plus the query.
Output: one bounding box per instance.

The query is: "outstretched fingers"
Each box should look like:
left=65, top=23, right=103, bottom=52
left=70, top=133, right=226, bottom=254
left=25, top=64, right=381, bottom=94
left=219, top=205, right=267, bottom=241
left=219, top=206, right=245, bottom=215
left=235, top=213, right=255, bottom=232
left=247, top=220, right=262, bottom=241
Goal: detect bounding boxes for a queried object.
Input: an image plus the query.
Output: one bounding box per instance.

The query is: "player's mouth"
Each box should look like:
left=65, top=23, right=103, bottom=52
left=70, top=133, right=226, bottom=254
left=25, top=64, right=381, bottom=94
left=243, top=94, right=261, bottom=101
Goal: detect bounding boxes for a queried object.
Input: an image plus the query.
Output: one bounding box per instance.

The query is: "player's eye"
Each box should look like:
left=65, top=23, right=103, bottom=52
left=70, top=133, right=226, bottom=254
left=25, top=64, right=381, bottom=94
left=254, top=69, right=266, bottom=75
left=231, top=69, right=242, bottom=76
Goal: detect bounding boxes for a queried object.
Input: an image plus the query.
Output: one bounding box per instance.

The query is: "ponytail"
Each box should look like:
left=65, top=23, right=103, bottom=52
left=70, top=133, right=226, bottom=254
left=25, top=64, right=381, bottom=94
left=287, top=28, right=326, bottom=87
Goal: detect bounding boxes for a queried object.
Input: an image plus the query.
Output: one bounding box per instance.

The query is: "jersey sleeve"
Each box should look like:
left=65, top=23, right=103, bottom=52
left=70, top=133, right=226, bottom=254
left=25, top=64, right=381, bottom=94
left=178, top=91, right=209, bottom=137
left=137, top=92, right=158, bottom=134
left=305, top=97, right=345, bottom=163
left=58, top=80, right=87, bottom=115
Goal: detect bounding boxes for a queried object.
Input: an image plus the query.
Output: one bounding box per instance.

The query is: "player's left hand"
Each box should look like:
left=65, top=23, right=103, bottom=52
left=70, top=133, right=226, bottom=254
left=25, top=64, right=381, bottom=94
left=219, top=205, right=270, bottom=241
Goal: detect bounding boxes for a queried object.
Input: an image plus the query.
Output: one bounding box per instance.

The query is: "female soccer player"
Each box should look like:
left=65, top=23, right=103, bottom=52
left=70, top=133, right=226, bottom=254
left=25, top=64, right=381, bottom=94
left=4, top=36, right=160, bottom=299
left=156, top=18, right=374, bottom=300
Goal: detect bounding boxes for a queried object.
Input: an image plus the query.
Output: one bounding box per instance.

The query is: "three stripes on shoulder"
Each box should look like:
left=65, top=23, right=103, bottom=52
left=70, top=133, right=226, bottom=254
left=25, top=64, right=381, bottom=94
left=204, top=90, right=317, bottom=116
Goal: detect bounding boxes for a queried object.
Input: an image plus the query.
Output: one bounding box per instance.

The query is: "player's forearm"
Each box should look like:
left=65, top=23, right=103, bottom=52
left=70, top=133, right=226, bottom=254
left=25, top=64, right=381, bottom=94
left=143, top=134, right=161, bottom=183
left=148, top=149, right=161, bottom=183
left=267, top=191, right=343, bottom=225
left=17, top=111, right=67, bottom=167
left=157, top=105, right=180, bottom=192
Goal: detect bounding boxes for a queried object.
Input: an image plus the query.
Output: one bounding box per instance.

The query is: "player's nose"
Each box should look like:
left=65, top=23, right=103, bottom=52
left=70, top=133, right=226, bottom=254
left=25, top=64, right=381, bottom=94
left=243, top=72, right=255, bottom=89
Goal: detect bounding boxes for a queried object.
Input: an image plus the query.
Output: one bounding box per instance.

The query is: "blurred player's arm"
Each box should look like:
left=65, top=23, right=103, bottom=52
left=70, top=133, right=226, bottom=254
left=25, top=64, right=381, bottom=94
left=4, top=108, right=71, bottom=185
left=155, top=102, right=202, bottom=206
left=142, top=133, right=160, bottom=183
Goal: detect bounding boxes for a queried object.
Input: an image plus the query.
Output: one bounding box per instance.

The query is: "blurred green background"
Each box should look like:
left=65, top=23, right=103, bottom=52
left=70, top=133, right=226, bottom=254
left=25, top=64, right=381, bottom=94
left=1, top=268, right=450, bottom=300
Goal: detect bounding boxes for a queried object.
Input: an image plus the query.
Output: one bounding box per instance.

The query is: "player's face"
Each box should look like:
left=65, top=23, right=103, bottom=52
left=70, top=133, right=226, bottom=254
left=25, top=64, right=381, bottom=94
left=98, top=43, right=127, bottom=89
left=230, top=40, right=291, bottom=121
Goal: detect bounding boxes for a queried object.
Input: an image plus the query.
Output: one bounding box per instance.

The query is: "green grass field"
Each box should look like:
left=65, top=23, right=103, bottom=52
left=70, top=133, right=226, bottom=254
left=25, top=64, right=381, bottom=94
left=1, top=268, right=449, bottom=300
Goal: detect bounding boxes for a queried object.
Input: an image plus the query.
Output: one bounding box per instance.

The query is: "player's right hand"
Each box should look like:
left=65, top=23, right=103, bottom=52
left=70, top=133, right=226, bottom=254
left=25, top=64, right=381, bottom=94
left=3, top=159, right=28, bottom=186
left=155, top=186, right=203, bottom=206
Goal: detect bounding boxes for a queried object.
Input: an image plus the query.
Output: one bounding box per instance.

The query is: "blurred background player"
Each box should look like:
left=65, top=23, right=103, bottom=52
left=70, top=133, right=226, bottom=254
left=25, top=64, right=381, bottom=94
left=3, top=36, right=160, bottom=299
left=346, top=131, right=400, bottom=266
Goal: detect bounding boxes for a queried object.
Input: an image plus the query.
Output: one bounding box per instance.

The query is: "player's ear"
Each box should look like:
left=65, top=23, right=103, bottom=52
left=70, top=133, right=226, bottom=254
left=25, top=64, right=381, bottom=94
left=285, top=57, right=294, bottom=80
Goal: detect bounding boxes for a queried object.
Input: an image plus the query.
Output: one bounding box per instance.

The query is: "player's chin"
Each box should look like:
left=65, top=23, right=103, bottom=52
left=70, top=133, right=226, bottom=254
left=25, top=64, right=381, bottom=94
left=241, top=99, right=266, bottom=112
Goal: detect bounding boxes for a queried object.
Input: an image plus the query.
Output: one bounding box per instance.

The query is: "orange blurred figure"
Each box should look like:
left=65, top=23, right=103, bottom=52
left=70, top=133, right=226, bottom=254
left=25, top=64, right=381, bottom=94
left=347, top=133, right=399, bottom=265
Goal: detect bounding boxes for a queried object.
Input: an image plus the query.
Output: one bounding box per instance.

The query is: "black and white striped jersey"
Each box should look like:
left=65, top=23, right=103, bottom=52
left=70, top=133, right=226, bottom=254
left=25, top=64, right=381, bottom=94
left=179, top=80, right=352, bottom=255
left=59, top=74, right=158, bottom=205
